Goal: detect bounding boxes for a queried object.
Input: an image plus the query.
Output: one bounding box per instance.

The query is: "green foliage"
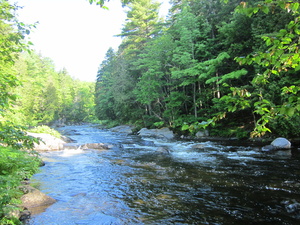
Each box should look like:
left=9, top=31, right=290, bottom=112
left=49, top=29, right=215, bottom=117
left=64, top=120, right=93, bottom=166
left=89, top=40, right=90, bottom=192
left=28, top=125, right=61, bottom=139
left=0, top=146, right=40, bottom=224
left=232, top=0, right=300, bottom=137
left=88, top=0, right=131, bottom=8
left=0, top=121, right=39, bottom=150
left=0, top=1, right=97, bottom=223
left=94, top=0, right=300, bottom=139
left=9, top=52, right=96, bottom=126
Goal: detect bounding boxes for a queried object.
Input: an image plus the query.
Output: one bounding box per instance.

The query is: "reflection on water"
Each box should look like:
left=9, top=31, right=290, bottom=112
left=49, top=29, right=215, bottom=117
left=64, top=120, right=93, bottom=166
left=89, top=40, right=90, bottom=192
left=28, top=125, right=300, bottom=224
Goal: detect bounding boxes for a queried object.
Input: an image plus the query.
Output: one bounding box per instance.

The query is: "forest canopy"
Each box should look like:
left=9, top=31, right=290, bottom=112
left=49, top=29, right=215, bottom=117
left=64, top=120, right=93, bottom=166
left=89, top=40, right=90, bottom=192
left=94, top=0, right=300, bottom=138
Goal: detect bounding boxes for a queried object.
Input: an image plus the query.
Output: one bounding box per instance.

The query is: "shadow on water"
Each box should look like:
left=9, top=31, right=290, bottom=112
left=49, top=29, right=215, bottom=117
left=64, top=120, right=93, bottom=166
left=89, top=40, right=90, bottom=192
left=28, top=125, right=300, bottom=225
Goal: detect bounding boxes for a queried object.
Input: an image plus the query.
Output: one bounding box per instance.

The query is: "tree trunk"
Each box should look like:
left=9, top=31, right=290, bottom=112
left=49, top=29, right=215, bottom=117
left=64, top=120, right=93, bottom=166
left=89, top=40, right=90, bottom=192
left=193, top=83, right=197, bottom=118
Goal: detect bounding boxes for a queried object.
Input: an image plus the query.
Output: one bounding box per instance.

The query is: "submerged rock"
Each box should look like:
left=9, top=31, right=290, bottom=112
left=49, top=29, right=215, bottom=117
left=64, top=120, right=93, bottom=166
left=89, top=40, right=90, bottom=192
left=156, top=146, right=170, bottom=154
left=138, top=127, right=174, bottom=139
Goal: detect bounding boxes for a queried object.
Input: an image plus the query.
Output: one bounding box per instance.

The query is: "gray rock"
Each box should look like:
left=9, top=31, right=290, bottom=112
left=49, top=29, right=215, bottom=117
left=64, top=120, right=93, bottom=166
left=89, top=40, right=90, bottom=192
left=110, top=125, right=135, bottom=135
left=195, top=130, right=209, bottom=138
left=19, top=210, right=31, bottom=221
left=262, top=137, right=292, bottom=151
left=81, top=143, right=112, bottom=150
left=63, top=143, right=82, bottom=149
left=61, top=135, right=75, bottom=143
left=191, top=143, right=206, bottom=149
left=261, top=145, right=276, bottom=151
left=271, top=137, right=291, bottom=149
left=138, top=127, right=174, bottom=139
left=27, top=132, right=65, bottom=151
left=156, top=146, right=170, bottom=154
left=20, top=185, right=56, bottom=209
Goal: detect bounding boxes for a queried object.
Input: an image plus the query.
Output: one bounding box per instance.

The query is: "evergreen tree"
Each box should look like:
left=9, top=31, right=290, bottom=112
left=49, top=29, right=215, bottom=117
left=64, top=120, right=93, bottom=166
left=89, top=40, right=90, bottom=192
left=170, top=3, right=212, bottom=119
left=133, top=32, right=175, bottom=126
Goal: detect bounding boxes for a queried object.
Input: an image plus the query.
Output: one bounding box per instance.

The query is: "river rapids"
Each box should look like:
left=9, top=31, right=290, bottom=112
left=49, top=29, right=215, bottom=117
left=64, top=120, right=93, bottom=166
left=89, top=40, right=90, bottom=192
left=27, top=125, right=300, bottom=225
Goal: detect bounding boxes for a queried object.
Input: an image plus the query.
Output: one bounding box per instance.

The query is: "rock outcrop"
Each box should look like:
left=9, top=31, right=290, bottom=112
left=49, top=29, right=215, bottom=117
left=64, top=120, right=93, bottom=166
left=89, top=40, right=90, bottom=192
left=138, top=127, right=174, bottom=139
left=27, top=132, right=65, bottom=151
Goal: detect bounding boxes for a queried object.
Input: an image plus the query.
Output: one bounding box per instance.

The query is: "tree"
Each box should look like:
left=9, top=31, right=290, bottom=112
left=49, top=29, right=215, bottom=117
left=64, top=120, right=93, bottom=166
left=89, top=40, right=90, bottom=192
left=133, top=32, right=175, bottom=126
left=170, top=3, right=208, bottom=118
left=0, top=0, right=38, bottom=149
left=95, top=48, right=117, bottom=121
left=88, top=0, right=132, bottom=7
left=234, top=0, right=300, bottom=137
left=117, top=0, right=163, bottom=61
left=95, top=0, right=163, bottom=125
left=199, top=0, right=300, bottom=137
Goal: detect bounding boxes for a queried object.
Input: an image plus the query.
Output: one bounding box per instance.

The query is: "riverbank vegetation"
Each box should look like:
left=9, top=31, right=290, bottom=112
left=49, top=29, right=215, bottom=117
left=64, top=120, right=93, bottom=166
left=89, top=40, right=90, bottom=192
left=0, top=0, right=95, bottom=223
left=0, top=146, right=41, bottom=225
left=94, top=0, right=300, bottom=139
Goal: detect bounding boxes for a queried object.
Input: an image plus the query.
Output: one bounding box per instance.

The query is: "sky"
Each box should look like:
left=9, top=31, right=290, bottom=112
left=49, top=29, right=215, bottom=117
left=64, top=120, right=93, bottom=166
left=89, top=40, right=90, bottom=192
left=12, top=0, right=170, bottom=82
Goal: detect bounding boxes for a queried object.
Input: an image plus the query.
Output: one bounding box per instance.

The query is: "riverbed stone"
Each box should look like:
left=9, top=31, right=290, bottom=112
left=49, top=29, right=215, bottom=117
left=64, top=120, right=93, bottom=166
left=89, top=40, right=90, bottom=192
left=27, top=132, right=66, bottom=151
left=262, top=137, right=292, bottom=151
left=195, top=130, right=209, bottom=138
left=156, top=146, right=170, bottom=154
left=110, top=125, right=135, bottom=135
left=63, top=143, right=82, bottom=149
left=81, top=143, right=112, bottom=150
left=261, top=145, right=276, bottom=151
left=20, top=185, right=56, bottom=209
left=271, top=137, right=291, bottom=149
left=138, top=127, right=174, bottom=139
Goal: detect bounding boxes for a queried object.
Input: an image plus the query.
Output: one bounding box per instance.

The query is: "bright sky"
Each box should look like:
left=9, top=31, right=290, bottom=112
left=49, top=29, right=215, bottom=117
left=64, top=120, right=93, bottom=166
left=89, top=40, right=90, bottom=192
left=12, top=0, right=170, bottom=82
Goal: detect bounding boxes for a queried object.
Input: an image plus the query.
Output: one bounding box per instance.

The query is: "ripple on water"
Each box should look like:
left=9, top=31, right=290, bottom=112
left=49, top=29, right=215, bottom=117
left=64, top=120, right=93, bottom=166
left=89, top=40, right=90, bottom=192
left=28, top=125, right=300, bottom=225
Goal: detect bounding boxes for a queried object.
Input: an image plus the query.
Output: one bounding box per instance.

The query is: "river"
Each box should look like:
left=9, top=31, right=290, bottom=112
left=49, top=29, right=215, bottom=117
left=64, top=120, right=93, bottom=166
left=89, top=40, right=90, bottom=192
left=27, top=125, right=300, bottom=224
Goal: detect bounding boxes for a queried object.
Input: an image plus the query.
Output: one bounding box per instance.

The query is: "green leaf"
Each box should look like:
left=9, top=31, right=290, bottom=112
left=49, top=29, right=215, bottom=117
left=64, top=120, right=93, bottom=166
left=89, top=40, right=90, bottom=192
left=291, top=2, right=299, bottom=12
left=261, top=5, right=270, bottom=14
left=286, top=107, right=295, bottom=117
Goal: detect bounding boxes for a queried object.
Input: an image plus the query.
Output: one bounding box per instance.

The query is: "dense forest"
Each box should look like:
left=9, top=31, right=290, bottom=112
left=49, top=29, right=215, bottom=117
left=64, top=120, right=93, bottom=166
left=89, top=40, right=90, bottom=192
left=95, top=0, right=300, bottom=139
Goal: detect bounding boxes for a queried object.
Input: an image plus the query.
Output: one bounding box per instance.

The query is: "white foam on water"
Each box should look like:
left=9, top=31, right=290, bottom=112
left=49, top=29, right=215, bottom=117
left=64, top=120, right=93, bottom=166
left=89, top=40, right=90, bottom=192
left=60, top=148, right=85, bottom=157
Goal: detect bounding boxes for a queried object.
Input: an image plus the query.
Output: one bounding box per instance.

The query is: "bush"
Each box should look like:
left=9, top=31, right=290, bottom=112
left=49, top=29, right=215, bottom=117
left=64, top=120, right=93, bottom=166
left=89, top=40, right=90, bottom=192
left=0, top=147, right=40, bottom=224
left=29, top=125, right=61, bottom=138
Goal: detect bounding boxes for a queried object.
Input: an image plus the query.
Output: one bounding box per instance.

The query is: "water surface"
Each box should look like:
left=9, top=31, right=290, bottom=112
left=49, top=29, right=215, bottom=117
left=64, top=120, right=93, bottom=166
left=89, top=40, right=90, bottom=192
left=28, top=125, right=300, bottom=224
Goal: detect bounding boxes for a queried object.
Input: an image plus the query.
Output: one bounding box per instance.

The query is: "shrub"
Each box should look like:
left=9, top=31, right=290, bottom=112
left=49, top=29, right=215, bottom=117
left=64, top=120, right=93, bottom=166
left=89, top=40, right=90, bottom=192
left=29, top=125, right=61, bottom=138
left=0, top=147, right=40, bottom=224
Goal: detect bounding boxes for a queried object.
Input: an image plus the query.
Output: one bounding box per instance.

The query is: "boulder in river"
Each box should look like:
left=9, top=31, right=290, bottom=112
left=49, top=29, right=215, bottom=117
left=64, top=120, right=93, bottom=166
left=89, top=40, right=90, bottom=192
left=27, top=132, right=65, bottom=151
left=110, top=125, right=135, bottom=135
left=81, top=143, right=112, bottom=150
left=20, top=185, right=56, bottom=209
left=262, top=137, right=291, bottom=151
left=195, top=130, right=209, bottom=138
left=271, top=137, right=291, bottom=149
left=138, top=127, right=174, bottom=139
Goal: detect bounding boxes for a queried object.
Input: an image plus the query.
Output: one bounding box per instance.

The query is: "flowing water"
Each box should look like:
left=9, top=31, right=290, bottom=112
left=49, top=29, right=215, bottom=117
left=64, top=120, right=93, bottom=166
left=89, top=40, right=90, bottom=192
left=27, top=125, right=300, bottom=225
